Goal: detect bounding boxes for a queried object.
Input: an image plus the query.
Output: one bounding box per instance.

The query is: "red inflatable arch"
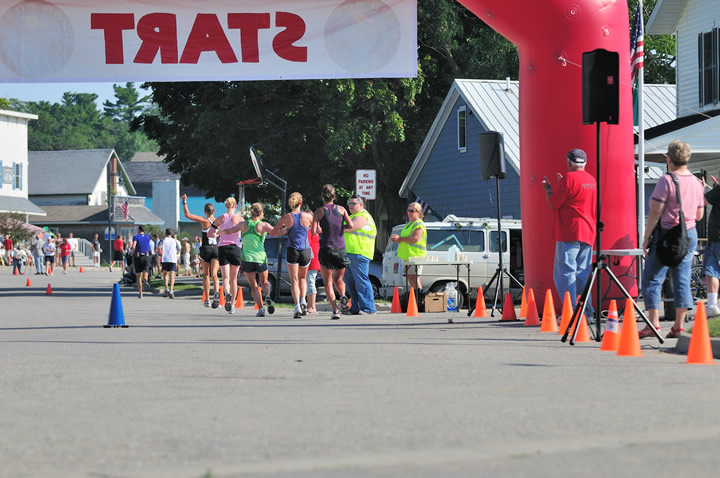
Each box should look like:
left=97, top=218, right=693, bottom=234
left=458, top=0, right=637, bottom=305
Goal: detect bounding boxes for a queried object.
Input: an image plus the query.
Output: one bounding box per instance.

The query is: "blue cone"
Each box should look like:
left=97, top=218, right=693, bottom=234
left=105, top=283, right=128, bottom=328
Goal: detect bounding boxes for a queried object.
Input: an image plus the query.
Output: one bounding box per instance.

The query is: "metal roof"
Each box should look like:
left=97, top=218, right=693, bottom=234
left=646, top=0, right=688, bottom=34
left=0, top=196, right=46, bottom=216
left=28, top=149, right=135, bottom=196
left=37, top=205, right=164, bottom=225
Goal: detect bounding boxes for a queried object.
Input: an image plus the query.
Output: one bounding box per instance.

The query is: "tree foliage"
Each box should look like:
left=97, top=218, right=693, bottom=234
left=0, top=212, right=34, bottom=244
left=630, top=0, right=676, bottom=84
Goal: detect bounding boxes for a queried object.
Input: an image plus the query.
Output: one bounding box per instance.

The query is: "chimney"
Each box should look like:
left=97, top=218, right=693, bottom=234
left=111, top=156, right=118, bottom=194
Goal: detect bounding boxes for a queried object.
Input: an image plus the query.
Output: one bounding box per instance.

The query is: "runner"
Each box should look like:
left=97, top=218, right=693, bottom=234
left=161, top=228, right=179, bottom=299
left=271, top=192, right=313, bottom=319
left=67, top=233, right=78, bottom=268
left=312, top=184, right=352, bottom=320
left=131, top=226, right=152, bottom=299
left=213, top=197, right=246, bottom=315
left=112, top=235, right=125, bottom=272
left=58, top=238, right=72, bottom=275
left=181, top=194, right=220, bottom=308
left=91, top=234, right=101, bottom=267
left=42, top=238, right=56, bottom=276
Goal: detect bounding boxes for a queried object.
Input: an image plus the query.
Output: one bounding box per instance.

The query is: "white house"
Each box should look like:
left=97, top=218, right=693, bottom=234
left=0, top=109, right=45, bottom=220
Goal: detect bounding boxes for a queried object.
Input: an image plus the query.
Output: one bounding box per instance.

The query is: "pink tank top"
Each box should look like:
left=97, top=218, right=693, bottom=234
left=218, top=213, right=241, bottom=247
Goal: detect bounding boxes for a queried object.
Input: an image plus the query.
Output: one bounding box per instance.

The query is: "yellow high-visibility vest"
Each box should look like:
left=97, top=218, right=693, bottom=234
left=397, top=220, right=427, bottom=260
left=345, top=209, right=376, bottom=259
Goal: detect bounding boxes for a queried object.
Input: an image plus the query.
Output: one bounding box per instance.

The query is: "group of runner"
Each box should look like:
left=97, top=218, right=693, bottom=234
left=176, top=184, right=359, bottom=319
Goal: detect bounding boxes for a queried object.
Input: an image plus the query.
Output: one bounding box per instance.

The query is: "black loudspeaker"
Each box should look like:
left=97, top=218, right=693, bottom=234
left=582, top=49, right=619, bottom=125
left=478, top=131, right=506, bottom=180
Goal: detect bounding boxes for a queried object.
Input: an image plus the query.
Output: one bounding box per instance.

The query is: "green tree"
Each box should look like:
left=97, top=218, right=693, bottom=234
left=630, top=0, right=676, bottom=84
left=0, top=212, right=34, bottom=244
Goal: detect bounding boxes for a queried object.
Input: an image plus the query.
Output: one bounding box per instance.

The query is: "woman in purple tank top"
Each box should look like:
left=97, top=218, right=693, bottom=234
left=271, top=192, right=313, bottom=318
left=312, top=184, right=352, bottom=320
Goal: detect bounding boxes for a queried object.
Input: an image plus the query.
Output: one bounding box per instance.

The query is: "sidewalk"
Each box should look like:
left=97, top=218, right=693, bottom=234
left=1, top=270, right=719, bottom=478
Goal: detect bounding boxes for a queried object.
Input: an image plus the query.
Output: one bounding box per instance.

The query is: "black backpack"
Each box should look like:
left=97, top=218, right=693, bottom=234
left=654, top=173, right=690, bottom=267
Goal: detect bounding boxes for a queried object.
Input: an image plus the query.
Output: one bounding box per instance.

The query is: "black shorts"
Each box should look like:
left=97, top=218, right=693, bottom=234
left=161, top=262, right=177, bottom=272
left=286, top=247, right=311, bottom=267
left=242, top=260, right=268, bottom=273
left=218, top=244, right=243, bottom=266
left=319, top=247, right=349, bottom=270
left=200, top=245, right=219, bottom=263
left=44, top=255, right=55, bottom=264
left=134, top=255, right=152, bottom=273
left=113, top=251, right=124, bottom=261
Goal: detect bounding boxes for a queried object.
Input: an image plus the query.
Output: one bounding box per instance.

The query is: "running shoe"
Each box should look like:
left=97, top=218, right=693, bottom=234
left=300, top=302, right=307, bottom=316
left=204, top=299, right=211, bottom=308
left=168, top=291, right=174, bottom=299
left=228, top=304, right=236, bottom=315
left=293, top=307, right=302, bottom=319
left=211, top=291, right=219, bottom=309
left=163, top=289, right=169, bottom=297
left=339, top=295, right=350, bottom=313
left=265, top=295, right=275, bottom=314
left=224, top=293, right=232, bottom=312
left=331, top=309, right=341, bottom=320
left=256, top=308, right=265, bottom=317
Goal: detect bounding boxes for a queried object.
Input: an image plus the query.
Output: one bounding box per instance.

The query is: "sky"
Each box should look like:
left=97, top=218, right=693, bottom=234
left=0, top=82, right=148, bottom=108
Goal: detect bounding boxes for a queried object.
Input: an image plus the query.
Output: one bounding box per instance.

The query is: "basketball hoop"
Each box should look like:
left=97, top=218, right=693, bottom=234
left=236, top=177, right=261, bottom=186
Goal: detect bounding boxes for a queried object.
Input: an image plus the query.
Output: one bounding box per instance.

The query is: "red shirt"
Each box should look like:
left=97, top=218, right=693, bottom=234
left=114, top=238, right=125, bottom=252
left=308, top=230, right=320, bottom=271
left=3, top=238, right=12, bottom=251
left=59, top=242, right=72, bottom=257
left=549, top=170, right=597, bottom=245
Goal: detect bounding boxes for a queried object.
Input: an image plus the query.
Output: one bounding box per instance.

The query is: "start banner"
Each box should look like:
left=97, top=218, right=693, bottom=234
left=0, top=0, right=417, bottom=82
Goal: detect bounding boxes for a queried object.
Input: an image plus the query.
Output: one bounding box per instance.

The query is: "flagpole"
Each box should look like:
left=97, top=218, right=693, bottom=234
left=636, top=1, right=645, bottom=287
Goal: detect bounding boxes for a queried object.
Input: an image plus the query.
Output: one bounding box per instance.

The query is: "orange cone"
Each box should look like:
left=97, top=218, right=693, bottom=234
left=617, top=298, right=642, bottom=356
left=519, top=287, right=527, bottom=318
left=540, top=289, right=558, bottom=332
left=202, top=289, right=207, bottom=302
left=235, top=287, right=245, bottom=308
left=26, top=278, right=31, bottom=287
left=390, top=286, right=402, bottom=313
left=406, top=287, right=419, bottom=317
left=524, top=289, right=540, bottom=326
left=474, top=286, right=488, bottom=317
left=501, top=292, right=517, bottom=321
left=48, top=265, right=52, bottom=276
left=46, top=283, right=52, bottom=295
left=558, top=292, right=573, bottom=335
left=13, top=265, right=18, bottom=275
left=600, top=300, right=621, bottom=351
left=219, top=291, right=226, bottom=307
left=79, top=266, right=84, bottom=273
left=687, top=301, right=714, bottom=364
left=575, top=314, right=591, bottom=342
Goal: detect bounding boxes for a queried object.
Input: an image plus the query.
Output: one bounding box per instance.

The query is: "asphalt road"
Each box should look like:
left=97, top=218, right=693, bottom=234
left=1, top=269, right=719, bottom=478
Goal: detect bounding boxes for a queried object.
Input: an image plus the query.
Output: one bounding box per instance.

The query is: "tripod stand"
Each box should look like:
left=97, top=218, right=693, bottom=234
left=561, top=122, right=664, bottom=345
left=477, top=175, right=523, bottom=317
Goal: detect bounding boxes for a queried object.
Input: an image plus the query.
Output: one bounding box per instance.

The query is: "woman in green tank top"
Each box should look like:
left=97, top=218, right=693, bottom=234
left=241, top=203, right=275, bottom=316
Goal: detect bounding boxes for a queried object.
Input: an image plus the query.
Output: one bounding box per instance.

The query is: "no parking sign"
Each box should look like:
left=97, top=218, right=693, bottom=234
left=355, top=169, right=376, bottom=200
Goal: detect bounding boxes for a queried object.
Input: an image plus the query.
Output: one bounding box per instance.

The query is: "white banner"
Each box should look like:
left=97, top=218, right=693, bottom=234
left=0, top=0, right=417, bottom=82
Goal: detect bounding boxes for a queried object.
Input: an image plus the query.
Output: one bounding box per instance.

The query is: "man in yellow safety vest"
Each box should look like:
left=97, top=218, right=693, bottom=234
left=344, top=195, right=377, bottom=314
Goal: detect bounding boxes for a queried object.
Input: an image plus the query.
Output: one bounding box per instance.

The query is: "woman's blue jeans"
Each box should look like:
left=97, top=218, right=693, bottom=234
left=642, top=226, right=697, bottom=310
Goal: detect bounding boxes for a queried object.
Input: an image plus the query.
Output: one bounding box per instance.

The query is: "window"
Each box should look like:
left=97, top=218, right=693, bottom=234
left=457, top=106, right=467, bottom=152
left=698, top=28, right=719, bottom=106
left=427, top=229, right=484, bottom=252
left=489, top=231, right=508, bottom=253
left=13, top=163, right=22, bottom=190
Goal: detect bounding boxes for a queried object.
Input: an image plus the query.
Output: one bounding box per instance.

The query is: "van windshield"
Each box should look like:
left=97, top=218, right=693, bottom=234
left=427, top=229, right=485, bottom=252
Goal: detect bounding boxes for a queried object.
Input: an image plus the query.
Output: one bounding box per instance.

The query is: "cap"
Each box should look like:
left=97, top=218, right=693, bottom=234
left=567, top=149, right=587, bottom=164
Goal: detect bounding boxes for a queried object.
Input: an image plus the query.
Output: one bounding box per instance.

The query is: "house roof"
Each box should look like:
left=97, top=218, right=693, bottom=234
left=36, top=205, right=164, bottom=225
left=28, top=149, right=136, bottom=196
left=124, top=161, right=180, bottom=183
left=0, top=196, right=46, bottom=216
left=642, top=112, right=720, bottom=165
left=0, top=109, right=38, bottom=121
left=400, top=79, right=676, bottom=197
left=646, top=0, right=688, bottom=35
left=131, top=152, right=165, bottom=162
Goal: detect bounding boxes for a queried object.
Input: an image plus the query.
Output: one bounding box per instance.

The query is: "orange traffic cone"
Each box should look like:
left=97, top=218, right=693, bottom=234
left=79, top=266, right=84, bottom=273
left=13, top=265, right=18, bottom=275
left=48, top=265, right=52, bottom=276
left=46, top=283, right=52, bottom=295
left=26, top=278, right=31, bottom=287
left=519, top=287, right=527, bottom=318
left=500, top=292, right=517, bottom=321
left=617, top=298, right=642, bottom=356
left=474, top=286, right=488, bottom=317
left=574, top=314, right=591, bottom=342
left=540, top=289, right=558, bottom=332
left=406, top=287, right=419, bottom=317
left=219, top=291, right=226, bottom=307
left=391, top=286, right=402, bottom=313
left=687, top=301, right=714, bottom=364
left=600, top=300, right=621, bottom=351
left=202, top=289, right=207, bottom=302
left=524, top=289, right=540, bottom=326
left=558, top=292, right=573, bottom=335
left=235, top=287, right=245, bottom=308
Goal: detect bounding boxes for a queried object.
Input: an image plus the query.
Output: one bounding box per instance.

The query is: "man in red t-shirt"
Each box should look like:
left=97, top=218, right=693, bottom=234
left=59, top=238, right=72, bottom=275
left=3, top=234, right=13, bottom=265
left=542, top=149, right=597, bottom=315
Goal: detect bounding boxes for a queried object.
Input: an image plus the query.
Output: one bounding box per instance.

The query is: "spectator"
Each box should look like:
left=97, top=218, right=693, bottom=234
left=59, top=238, right=72, bottom=274
left=161, top=228, right=180, bottom=298
left=703, top=173, right=720, bottom=318
left=42, top=238, right=56, bottom=276
left=390, top=202, right=427, bottom=293
left=344, top=195, right=377, bottom=315
left=68, top=232, right=78, bottom=267
left=112, top=235, right=125, bottom=272
left=31, top=233, right=45, bottom=275
left=92, top=233, right=101, bottom=267
left=3, top=234, right=13, bottom=265
left=13, top=245, right=26, bottom=274
left=182, top=237, right=191, bottom=277
left=306, top=229, right=321, bottom=314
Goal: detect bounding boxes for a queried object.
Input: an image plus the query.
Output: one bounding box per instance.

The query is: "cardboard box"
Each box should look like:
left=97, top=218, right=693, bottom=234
left=424, top=292, right=447, bottom=313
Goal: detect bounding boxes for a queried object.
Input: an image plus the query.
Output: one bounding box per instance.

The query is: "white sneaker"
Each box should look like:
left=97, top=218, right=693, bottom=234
left=256, top=308, right=265, bottom=317
left=204, top=299, right=211, bottom=307
left=229, top=304, right=236, bottom=315
left=331, top=310, right=341, bottom=320
left=706, top=305, right=720, bottom=318
left=163, top=289, right=169, bottom=297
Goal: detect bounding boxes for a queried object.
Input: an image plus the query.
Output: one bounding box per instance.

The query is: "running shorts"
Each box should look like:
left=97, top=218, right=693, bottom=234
left=218, top=244, right=243, bottom=266
left=318, top=247, right=349, bottom=270
left=286, top=247, right=311, bottom=267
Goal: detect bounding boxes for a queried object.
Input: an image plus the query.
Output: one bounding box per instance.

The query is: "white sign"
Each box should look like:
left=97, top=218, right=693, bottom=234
left=356, top=169, right=376, bottom=200
left=104, top=227, right=116, bottom=240
left=0, top=0, right=417, bottom=82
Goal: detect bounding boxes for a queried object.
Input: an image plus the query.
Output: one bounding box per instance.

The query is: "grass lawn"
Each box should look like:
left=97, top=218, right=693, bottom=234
left=686, top=317, right=720, bottom=337
left=148, top=279, right=200, bottom=291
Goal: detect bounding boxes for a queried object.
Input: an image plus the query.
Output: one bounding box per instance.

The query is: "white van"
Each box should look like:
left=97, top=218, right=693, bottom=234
left=380, top=215, right=523, bottom=308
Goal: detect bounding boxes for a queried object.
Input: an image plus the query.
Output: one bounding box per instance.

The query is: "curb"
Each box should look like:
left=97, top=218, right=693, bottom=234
left=674, top=333, right=720, bottom=359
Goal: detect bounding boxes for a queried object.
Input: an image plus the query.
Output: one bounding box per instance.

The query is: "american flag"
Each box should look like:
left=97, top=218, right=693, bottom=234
left=630, top=2, right=644, bottom=81
left=411, top=192, right=431, bottom=216
left=119, top=200, right=129, bottom=222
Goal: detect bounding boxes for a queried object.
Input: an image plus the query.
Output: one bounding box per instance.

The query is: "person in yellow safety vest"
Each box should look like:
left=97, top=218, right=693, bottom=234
left=344, top=195, right=377, bottom=315
left=390, top=202, right=427, bottom=293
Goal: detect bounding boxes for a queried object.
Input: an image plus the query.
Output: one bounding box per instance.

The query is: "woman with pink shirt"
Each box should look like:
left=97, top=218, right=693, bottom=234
left=212, top=197, right=246, bottom=315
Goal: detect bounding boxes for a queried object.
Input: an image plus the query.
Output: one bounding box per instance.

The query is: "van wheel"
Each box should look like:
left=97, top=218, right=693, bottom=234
left=429, top=283, right=465, bottom=310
